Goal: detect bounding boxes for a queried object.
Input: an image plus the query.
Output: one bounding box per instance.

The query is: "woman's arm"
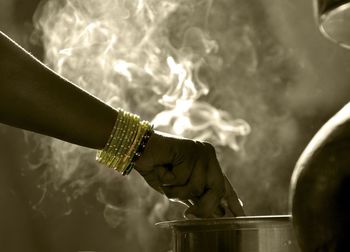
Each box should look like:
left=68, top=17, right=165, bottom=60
left=0, top=31, right=116, bottom=149
left=0, top=31, right=244, bottom=218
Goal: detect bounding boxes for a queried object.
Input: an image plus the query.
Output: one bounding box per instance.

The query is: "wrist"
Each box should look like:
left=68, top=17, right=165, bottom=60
left=134, top=131, right=162, bottom=171
left=96, top=109, right=153, bottom=175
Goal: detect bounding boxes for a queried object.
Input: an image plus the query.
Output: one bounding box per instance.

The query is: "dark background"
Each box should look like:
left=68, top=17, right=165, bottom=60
left=0, top=0, right=350, bottom=251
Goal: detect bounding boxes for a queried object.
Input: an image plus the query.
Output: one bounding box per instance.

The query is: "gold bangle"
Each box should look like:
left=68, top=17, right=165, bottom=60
left=99, top=110, right=123, bottom=164
left=96, top=108, right=153, bottom=174
left=108, top=110, right=132, bottom=167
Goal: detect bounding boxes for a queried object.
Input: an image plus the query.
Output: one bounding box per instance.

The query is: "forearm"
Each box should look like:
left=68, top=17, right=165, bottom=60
left=0, top=31, right=116, bottom=149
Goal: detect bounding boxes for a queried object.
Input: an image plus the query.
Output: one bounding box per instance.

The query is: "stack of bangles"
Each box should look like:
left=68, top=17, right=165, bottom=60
left=96, top=108, right=154, bottom=175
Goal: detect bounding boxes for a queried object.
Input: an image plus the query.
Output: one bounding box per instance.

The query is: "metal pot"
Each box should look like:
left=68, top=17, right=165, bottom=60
left=157, top=215, right=300, bottom=252
left=315, top=0, right=350, bottom=48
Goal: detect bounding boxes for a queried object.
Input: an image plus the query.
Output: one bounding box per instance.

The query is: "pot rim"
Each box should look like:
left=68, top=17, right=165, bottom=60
left=156, top=215, right=292, bottom=229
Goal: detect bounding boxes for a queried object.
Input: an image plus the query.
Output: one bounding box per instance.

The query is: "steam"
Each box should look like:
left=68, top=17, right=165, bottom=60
left=30, top=0, right=250, bottom=235
left=26, top=1, right=301, bottom=251
left=33, top=0, right=250, bottom=144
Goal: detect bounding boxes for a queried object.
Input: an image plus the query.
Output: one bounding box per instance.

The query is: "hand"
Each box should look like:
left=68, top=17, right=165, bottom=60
left=135, top=131, right=244, bottom=218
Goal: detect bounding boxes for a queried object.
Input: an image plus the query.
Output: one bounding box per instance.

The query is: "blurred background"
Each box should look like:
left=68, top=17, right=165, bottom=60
left=0, top=0, right=350, bottom=251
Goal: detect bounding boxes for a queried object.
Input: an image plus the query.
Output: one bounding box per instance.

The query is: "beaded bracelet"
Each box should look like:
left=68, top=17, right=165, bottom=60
left=96, top=109, right=154, bottom=175
left=123, top=125, right=154, bottom=175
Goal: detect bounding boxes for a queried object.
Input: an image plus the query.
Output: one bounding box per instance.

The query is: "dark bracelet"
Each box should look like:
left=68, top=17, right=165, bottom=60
left=122, top=126, right=154, bottom=175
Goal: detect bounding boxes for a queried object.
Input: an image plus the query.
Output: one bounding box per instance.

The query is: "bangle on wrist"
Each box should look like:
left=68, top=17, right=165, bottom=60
left=96, top=108, right=153, bottom=175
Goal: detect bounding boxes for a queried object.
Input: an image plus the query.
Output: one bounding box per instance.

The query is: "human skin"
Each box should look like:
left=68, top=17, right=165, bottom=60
left=0, top=31, right=244, bottom=218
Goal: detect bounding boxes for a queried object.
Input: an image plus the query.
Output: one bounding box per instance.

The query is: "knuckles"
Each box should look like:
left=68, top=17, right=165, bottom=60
left=202, top=142, right=216, bottom=155
left=160, top=139, right=225, bottom=207
left=193, top=141, right=216, bottom=156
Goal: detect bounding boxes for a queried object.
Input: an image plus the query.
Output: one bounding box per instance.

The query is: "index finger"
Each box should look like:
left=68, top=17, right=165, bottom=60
left=223, top=175, right=245, bottom=216
left=205, top=147, right=245, bottom=216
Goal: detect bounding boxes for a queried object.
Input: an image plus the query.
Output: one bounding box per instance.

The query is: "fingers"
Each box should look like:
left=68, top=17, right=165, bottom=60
left=184, top=176, right=245, bottom=218
left=166, top=162, right=193, bottom=186
left=156, top=165, right=176, bottom=185
left=213, top=203, right=225, bottom=217
left=184, top=147, right=226, bottom=218
left=163, top=141, right=200, bottom=186
left=223, top=176, right=245, bottom=216
left=140, top=165, right=175, bottom=193
left=185, top=188, right=224, bottom=218
left=181, top=143, right=226, bottom=218
left=139, top=136, right=244, bottom=219
left=140, top=160, right=195, bottom=195
left=139, top=168, right=163, bottom=193
left=161, top=159, right=206, bottom=200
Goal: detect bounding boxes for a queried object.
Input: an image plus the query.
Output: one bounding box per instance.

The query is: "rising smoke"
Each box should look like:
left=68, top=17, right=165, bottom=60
left=16, top=0, right=300, bottom=250
left=30, top=0, right=251, bottom=219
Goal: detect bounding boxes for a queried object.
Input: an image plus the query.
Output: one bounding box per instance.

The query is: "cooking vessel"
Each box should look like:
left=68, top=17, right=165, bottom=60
left=315, top=0, right=350, bottom=48
left=157, top=215, right=300, bottom=252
